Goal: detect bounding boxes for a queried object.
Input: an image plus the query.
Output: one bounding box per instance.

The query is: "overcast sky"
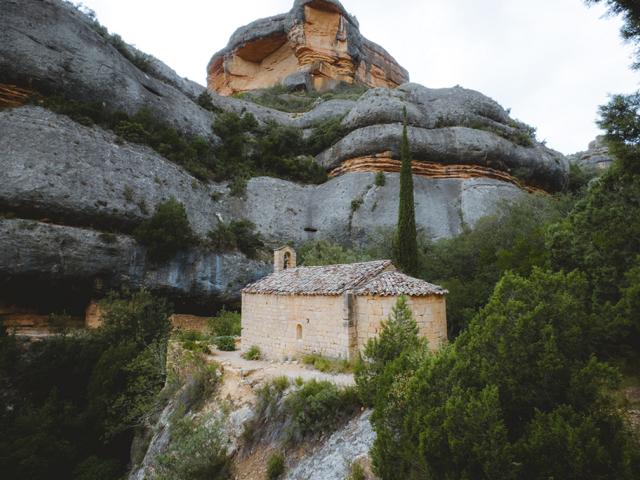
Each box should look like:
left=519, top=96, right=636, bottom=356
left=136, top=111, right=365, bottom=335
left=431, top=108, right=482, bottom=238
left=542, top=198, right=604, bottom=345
left=79, top=0, right=638, bottom=154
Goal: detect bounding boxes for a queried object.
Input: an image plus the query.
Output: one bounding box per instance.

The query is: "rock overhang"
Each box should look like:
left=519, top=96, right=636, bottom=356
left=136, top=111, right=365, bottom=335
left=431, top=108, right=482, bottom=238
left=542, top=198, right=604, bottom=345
left=207, top=0, right=409, bottom=95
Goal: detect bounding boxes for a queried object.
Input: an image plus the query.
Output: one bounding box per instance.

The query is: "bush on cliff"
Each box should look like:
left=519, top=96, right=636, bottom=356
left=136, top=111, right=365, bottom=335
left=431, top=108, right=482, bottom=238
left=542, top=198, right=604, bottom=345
left=207, top=219, right=265, bottom=258
left=134, top=198, right=196, bottom=262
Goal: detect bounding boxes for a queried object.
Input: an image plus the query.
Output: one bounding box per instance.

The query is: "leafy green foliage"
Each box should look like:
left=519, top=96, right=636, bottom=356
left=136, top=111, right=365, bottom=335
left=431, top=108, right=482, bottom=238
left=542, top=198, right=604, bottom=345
left=347, top=462, right=366, bottom=480
left=212, top=112, right=328, bottom=186
left=242, top=345, right=262, bottom=360
left=298, top=240, right=373, bottom=266
left=598, top=93, right=640, bottom=173
left=306, top=116, right=346, bottom=155
left=207, top=308, right=241, bottom=337
left=374, top=171, right=386, bottom=187
left=547, top=167, right=640, bottom=353
left=134, top=198, right=196, bottom=262
left=301, top=353, right=354, bottom=373
left=425, top=194, right=572, bottom=336
left=176, top=330, right=211, bottom=354
left=266, top=451, right=285, bottom=480
left=214, top=336, right=237, bottom=351
left=207, top=219, right=264, bottom=258
left=0, top=290, right=172, bottom=480
left=355, top=296, right=422, bottom=406
left=394, top=111, right=418, bottom=275
left=284, top=380, right=360, bottom=442
left=152, top=414, right=233, bottom=480
left=369, top=270, right=640, bottom=479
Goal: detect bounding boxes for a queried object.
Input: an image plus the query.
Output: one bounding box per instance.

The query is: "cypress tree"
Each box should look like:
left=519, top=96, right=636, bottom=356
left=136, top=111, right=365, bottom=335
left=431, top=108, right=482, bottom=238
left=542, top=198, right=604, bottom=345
left=395, top=109, right=418, bottom=275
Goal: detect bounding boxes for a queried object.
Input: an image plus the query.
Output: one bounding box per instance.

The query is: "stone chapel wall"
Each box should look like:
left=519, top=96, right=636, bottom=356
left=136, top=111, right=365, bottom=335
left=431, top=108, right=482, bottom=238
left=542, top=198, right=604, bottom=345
left=241, top=292, right=348, bottom=359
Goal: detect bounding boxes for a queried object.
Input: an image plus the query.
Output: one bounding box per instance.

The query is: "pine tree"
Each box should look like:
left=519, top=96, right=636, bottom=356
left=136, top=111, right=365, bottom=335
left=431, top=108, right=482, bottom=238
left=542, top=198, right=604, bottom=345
left=394, top=108, right=418, bottom=275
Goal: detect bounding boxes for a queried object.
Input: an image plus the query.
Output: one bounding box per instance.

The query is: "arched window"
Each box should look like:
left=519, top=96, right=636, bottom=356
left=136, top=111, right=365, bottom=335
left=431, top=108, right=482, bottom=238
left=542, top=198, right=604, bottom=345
left=296, top=324, right=303, bottom=340
left=284, top=251, right=291, bottom=270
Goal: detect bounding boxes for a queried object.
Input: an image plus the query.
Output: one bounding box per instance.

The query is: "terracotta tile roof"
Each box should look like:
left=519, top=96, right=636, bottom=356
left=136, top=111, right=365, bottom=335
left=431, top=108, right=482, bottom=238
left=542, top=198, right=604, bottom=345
left=353, top=271, right=447, bottom=296
left=242, top=260, right=447, bottom=297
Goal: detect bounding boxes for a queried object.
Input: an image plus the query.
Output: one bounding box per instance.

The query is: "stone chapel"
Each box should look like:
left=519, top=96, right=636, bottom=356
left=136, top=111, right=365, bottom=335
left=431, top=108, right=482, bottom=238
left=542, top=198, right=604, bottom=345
left=241, top=247, right=447, bottom=360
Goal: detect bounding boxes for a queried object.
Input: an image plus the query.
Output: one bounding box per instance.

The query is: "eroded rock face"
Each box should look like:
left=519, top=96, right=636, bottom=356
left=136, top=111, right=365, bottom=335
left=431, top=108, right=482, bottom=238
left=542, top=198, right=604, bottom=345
left=0, top=219, right=270, bottom=307
left=0, top=0, right=214, bottom=138
left=207, top=0, right=409, bottom=95
left=0, top=106, right=229, bottom=237
left=319, top=84, right=569, bottom=192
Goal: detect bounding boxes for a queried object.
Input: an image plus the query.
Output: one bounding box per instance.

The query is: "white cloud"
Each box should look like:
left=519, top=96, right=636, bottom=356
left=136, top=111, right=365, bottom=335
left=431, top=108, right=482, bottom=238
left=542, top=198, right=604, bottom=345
left=79, top=0, right=638, bottom=154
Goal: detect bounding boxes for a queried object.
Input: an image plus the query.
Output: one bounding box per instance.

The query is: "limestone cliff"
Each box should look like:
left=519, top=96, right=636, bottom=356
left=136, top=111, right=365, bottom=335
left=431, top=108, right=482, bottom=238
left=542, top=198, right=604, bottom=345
left=0, top=0, right=569, bottom=320
left=207, top=0, right=409, bottom=95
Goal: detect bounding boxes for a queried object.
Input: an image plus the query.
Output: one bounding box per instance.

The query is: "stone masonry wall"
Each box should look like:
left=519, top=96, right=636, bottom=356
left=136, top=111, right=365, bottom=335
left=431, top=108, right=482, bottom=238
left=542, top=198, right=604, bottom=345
left=353, top=294, right=447, bottom=352
left=241, top=292, right=348, bottom=360
left=241, top=292, right=447, bottom=360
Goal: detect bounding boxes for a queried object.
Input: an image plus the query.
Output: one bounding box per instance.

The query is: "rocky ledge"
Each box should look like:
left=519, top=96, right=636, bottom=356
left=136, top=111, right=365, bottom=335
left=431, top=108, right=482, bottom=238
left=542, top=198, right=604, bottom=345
left=207, top=0, right=409, bottom=95
left=0, top=218, right=270, bottom=309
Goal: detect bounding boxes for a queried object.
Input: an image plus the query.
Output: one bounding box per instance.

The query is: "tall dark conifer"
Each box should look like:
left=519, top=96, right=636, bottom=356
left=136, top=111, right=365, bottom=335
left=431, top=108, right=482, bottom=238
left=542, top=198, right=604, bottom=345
left=395, top=109, right=418, bottom=275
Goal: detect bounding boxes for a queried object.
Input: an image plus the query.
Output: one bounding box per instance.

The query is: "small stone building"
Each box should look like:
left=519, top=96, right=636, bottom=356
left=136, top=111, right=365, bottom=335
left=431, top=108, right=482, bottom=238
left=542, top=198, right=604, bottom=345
left=241, top=247, right=447, bottom=360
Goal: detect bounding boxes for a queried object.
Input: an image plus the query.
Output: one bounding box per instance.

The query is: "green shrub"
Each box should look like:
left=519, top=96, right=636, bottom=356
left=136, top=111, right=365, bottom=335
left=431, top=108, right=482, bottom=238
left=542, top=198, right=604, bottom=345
left=302, top=354, right=353, bottom=373
left=242, top=345, right=262, bottom=361
left=177, top=330, right=211, bottom=354
left=355, top=296, right=422, bottom=406
left=207, top=309, right=241, bottom=337
left=284, top=380, right=361, bottom=442
left=196, top=91, right=221, bottom=112
left=134, top=198, right=196, bottom=262
left=306, top=116, right=346, bottom=155
left=374, top=171, right=386, bottom=187
left=214, top=336, right=236, bottom=351
left=347, top=461, right=366, bottom=480
left=298, top=240, right=372, bottom=266
left=207, top=219, right=264, bottom=258
left=266, top=451, right=285, bottom=480
left=351, top=198, right=363, bottom=212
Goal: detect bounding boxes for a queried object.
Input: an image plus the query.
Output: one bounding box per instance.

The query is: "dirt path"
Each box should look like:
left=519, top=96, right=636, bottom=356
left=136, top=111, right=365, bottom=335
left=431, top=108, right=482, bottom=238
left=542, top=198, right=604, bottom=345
left=211, top=349, right=355, bottom=387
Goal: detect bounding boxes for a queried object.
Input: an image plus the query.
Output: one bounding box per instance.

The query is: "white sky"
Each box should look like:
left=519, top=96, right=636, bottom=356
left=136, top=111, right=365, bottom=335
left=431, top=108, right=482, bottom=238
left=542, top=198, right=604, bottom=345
left=79, top=0, right=639, bottom=154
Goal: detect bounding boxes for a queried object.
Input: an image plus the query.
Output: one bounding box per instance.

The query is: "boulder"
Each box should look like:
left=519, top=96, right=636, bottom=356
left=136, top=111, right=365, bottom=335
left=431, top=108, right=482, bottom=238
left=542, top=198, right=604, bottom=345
left=0, top=0, right=214, bottom=138
left=207, top=0, right=409, bottom=95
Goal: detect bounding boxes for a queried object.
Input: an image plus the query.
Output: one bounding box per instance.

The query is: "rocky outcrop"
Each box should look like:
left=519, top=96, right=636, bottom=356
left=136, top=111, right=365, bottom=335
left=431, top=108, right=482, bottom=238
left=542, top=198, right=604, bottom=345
left=207, top=0, right=409, bottom=95
left=0, top=0, right=214, bottom=138
left=0, top=104, right=526, bottom=249
left=0, top=219, right=270, bottom=307
left=0, top=106, right=229, bottom=237
left=285, top=410, right=374, bottom=479
left=317, top=84, right=568, bottom=192
left=568, top=136, right=613, bottom=171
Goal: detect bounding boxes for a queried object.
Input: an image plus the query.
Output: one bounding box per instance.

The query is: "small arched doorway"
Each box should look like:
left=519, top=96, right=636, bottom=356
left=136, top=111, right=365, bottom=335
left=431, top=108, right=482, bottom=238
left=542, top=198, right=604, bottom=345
left=296, top=323, right=303, bottom=341
left=284, top=251, right=291, bottom=270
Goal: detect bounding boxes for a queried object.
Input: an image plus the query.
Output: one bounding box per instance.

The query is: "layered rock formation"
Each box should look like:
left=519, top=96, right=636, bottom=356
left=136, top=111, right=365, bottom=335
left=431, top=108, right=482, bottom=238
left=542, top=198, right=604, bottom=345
left=568, top=136, right=613, bottom=171
left=0, top=0, right=570, bottom=318
left=207, top=0, right=409, bottom=95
